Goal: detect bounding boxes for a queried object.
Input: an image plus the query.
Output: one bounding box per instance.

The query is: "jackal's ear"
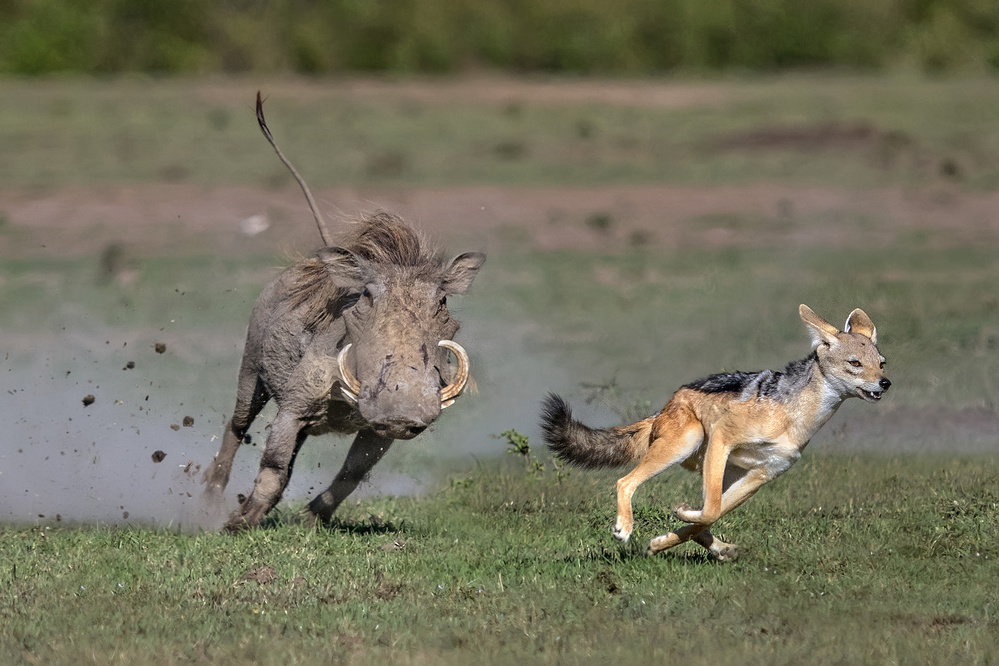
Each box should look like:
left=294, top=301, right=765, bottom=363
left=844, top=308, right=877, bottom=345
left=799, top=304, right=840, bottom=348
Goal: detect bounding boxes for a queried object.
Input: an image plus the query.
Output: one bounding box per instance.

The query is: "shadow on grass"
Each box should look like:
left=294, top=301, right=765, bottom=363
left=256, top=509, right=403, bottom=536
left=551, top=537, right=723, bottom=566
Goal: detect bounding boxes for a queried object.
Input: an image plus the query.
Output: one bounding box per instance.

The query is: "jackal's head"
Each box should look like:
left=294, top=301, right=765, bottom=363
left=799, top=304, right=891, bottom=403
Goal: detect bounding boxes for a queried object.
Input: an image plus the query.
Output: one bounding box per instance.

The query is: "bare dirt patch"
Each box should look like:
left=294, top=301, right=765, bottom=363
left=709, top=122, right=913, bottom=153
left=178, top=75, right=733, bottom=111
left=2, top=182, right=998, bottom=261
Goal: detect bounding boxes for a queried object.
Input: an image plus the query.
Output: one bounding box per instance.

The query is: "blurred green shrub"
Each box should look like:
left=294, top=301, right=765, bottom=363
left=1, top=0, right=997, bottom=75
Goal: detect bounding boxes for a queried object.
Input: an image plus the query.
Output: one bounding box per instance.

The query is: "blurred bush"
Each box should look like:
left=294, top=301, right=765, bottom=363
left=1, top=0, right=998, bottom=75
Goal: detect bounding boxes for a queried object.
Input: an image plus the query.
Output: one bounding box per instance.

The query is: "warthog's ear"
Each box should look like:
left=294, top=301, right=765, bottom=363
left=799, top=304, right=840, bottom=348
left=844, top=308, right=877, bottom=345
left=441, top=252, right=486, bottom=295
left=317, top=247, right=370, bottom=290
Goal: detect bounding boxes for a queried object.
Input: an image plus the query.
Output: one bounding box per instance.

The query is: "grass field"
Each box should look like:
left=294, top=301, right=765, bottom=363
left=2, top=455, right=997, bottom=664
left=1, top=74, right=997, bottom=663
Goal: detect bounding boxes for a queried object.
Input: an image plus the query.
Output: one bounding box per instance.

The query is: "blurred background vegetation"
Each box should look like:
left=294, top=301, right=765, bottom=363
left=2, top=0, right=999, bottom=76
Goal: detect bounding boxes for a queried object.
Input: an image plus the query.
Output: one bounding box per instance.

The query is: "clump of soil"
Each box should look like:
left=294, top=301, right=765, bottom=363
left=240, top=565, right=277, bottom=584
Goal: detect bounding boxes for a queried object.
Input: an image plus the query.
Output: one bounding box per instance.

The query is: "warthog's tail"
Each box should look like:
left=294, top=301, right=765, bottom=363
left=256, top=91, right=334, bottom=247
left=540, top=393, right=654, bottom=469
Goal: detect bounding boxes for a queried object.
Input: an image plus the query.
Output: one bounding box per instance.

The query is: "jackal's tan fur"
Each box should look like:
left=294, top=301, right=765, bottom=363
left=541, top=305, right=890, bottom=561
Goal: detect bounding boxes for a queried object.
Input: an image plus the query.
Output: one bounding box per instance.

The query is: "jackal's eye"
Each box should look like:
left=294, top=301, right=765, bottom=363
left=879, top=361, right=885, bottom=369
left=848, top=360, right=862, bottom=368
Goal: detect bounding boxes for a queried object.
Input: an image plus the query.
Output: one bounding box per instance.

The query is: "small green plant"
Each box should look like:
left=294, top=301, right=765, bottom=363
left=498, top=429, right=544, bottom=477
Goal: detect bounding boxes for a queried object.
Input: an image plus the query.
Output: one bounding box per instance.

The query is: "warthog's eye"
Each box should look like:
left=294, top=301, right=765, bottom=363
left=435, top=295, right=447, bottom=317
left=848, top=359, right=862, bottom=368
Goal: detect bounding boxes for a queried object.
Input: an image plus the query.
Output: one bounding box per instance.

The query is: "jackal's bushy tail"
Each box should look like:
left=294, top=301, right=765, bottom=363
left=540, top=393, right=653, bottom=469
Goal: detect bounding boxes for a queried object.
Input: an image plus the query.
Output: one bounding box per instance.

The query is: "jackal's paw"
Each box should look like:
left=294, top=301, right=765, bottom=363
left=673, top=503, right=702, bottom=523
left=612, top=520, right=632, bottom=543
left=711, top=543, right=741, bottom=563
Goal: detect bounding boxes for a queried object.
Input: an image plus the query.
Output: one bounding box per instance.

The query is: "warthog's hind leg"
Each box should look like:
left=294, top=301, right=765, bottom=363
left=306, top=429, right=394, bottom=526
left=203, top=374, right=269, bottom=496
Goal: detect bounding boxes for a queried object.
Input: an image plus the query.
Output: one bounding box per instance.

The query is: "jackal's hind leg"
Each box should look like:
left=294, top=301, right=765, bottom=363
left=614, top=416, right=703, bottom=543
left=646, top=523, right=710, bottom=555
left=693, top=529, right=740, bottom=562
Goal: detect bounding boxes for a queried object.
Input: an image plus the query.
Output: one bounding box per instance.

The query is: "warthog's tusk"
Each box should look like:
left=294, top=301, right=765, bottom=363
left=337, top=340, right=469, bottom=408
left=438, top=340, right=470, bottom=409
left=337, top=343, right=361, bottom=403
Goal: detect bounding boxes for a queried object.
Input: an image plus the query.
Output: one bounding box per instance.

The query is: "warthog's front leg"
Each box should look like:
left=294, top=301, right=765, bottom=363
left=306, top=429, right=394, bottom=526
left=224, top=409, right=304, bottom=533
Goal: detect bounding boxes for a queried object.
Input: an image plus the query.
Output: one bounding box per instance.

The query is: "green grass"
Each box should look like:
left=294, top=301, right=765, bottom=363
left=2, top=454, right=997, bottom=664
left=2, top=76, right=999, bottom=189
left=2, top=74, right=998, bottom=662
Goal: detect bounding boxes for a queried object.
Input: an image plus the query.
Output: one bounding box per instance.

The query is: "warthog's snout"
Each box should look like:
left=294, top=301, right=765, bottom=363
left=359, top=374, right=442, bottom=440
left=370, top=418, right=431, bottom=440
left=336, top=341, right=470, bottom=430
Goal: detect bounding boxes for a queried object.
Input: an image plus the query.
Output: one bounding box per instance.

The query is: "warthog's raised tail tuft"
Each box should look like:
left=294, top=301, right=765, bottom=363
left=540, top=393, right=651, bottom=469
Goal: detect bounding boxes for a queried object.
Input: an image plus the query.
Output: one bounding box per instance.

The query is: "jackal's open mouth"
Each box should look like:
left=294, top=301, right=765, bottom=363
left=858, top=388, right=883, bottom=402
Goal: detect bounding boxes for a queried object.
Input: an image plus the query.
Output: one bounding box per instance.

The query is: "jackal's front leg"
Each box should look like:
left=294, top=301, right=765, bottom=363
left=693, top=529, right=740, bottom=562
left=649, top=466, right=771, bottom=560
left=673, top=434, right=730, bottom=525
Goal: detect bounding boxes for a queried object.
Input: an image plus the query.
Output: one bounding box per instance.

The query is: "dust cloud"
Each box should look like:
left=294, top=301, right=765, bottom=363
left=0, top=312, right=573, bottom=531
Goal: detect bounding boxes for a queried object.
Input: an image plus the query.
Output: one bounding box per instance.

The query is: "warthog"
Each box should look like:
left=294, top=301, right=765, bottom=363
left=203, top=94, right=485, bottom=532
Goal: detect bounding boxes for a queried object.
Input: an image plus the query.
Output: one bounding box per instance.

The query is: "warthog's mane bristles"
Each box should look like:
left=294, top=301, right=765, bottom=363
left=287, top=211, right=445, bottom=332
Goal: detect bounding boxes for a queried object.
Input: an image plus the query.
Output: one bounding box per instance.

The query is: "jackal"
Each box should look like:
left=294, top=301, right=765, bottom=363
left=541, top=305, right=890, bottom=561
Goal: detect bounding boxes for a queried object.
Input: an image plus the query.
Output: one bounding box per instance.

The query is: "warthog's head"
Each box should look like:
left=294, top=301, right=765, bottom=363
left=317, top=220, right=485, bottom=440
